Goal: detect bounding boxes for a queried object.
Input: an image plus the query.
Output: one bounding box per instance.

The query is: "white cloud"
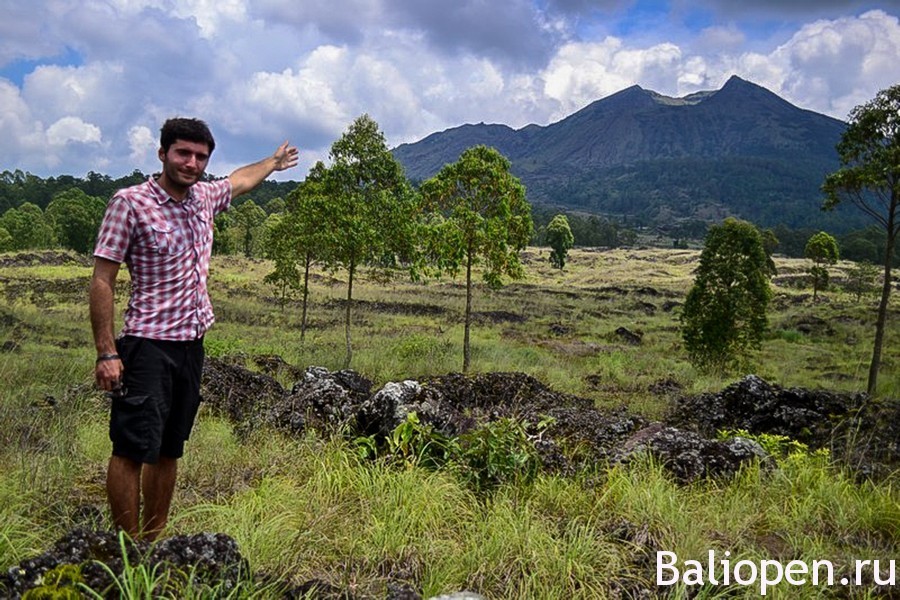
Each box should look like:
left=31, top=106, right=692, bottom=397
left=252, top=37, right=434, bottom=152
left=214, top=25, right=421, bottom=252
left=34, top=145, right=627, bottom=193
left=128, top=125, right=156, bottom=167
left=1, top=2, right=899, bottom=178
left=773, top=10, right=900, bottom=118
left=46, top=117, right=102, bottom=146
left=542, top=38, right=684, bottom=115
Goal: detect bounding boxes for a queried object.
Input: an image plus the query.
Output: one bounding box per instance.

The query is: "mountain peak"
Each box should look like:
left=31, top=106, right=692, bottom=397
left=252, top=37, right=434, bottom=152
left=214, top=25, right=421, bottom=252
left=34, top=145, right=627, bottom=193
left=392, top=76, right=850, bottom=230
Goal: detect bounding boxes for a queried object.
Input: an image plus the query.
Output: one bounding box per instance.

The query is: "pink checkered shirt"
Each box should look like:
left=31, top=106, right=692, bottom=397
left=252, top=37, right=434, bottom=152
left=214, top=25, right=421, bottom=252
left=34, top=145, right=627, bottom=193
left=94, top=177, right=232, bottom=341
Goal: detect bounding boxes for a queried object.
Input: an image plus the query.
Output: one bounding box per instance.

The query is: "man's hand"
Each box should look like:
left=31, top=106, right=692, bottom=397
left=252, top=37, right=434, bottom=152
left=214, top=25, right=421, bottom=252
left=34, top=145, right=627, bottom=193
left=230, top=141, right=300, bottom=198
left=95, top=356, right=124, bottom=393
left=273, top=141, right=300, bottom=172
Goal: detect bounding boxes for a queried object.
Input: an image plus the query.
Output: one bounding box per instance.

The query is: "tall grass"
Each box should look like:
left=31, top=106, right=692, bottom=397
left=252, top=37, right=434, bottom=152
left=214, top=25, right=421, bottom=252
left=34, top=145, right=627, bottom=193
left=0, top=249, right=897, bottom=598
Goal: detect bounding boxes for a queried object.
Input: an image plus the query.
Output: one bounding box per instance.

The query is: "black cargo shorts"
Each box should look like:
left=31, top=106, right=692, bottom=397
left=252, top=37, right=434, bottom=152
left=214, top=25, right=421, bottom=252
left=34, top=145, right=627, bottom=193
left=109, top=335, right=204, bottom=463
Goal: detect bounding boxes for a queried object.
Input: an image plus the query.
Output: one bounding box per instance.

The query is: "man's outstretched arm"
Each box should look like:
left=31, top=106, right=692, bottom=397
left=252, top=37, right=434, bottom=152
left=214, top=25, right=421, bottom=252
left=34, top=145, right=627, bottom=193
left=229, top=141, right=300, bottom=198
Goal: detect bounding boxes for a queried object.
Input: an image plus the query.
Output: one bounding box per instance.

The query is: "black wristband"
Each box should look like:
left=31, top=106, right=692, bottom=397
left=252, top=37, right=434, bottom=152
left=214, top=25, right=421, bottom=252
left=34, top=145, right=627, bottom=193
left=96, top=353, right=120, bottom=363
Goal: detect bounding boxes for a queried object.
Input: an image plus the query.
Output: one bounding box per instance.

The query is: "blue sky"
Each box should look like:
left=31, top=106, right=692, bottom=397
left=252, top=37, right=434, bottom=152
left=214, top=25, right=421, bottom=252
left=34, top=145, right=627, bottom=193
left=1, top=0, right=898, bottom=179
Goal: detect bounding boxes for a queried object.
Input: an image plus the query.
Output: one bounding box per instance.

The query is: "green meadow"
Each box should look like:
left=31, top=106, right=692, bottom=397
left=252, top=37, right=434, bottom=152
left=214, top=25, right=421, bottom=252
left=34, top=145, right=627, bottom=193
left=0, top=248, right=897, bottom=598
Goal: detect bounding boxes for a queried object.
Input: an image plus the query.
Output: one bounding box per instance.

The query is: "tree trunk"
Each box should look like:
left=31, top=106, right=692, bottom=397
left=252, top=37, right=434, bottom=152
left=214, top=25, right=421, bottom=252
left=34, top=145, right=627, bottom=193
left=300, top=252, right=311, bottom=342
left=867, top=201, right=897, bottom=395
left=344, top=261, right=355, bottom=369
left=463, top=250, right=473, bottom=373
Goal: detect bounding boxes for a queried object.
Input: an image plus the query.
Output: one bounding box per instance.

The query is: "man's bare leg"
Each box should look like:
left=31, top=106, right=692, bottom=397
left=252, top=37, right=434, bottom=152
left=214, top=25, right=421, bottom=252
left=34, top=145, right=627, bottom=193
left=107, top=455, right=141, bottom=538
left=141, top=456, right=177, bottom=541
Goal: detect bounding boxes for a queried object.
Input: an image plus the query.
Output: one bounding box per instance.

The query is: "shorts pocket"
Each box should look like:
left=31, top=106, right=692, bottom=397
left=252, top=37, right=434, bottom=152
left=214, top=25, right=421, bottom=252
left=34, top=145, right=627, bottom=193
left=110, top=394, right=152, bottom=451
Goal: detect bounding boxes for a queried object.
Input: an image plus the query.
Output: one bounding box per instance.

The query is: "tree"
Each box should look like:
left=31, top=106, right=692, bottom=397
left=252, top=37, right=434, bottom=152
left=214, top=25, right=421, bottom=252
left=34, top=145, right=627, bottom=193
left=264, top=179, right=330, bottom=340
left=845, top=260, right=880, bottom=303
left=0, top=226, right=12, bottom=252
left=45, top=188, right=106, bottom=253
left=420, top=145, right=534, bottom=372
left=822, top=84, right=900, bottom=395
left=0, top=202, right=55, bottom=250
left=804, top=231, right=840, bottom=300
left=681, top=218, right=773, bottom=373
left=212, top=212, right=237, bottom=255
left=546, top=214, right=574, bottom=269
left=316, top=115, right=419, bottom=367
left=230, top=199, right=267, bottom=257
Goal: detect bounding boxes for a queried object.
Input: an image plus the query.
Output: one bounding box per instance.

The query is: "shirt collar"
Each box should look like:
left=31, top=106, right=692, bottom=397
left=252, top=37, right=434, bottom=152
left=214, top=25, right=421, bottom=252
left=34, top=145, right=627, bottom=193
left=147, top=176, right=196, bottom=206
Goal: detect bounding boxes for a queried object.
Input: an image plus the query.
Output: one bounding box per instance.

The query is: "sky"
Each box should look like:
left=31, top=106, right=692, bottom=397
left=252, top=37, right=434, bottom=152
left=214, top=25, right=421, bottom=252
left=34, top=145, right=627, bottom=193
left=2, top=0, right=899, bottom=181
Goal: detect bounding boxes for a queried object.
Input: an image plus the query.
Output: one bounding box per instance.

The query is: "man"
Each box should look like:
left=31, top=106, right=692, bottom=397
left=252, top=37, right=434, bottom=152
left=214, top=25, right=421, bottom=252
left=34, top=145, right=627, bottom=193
left=90, top=117, right=299, bottom=540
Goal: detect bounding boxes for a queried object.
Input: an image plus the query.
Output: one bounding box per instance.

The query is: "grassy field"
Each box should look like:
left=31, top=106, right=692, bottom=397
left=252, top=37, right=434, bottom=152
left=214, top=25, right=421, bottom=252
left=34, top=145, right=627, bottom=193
left=0, top=247, right=897, bottom=598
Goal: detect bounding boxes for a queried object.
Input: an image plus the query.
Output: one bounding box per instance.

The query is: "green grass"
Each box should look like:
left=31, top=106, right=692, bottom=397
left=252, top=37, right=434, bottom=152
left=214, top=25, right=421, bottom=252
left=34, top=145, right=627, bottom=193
left=0, top=248, right=897, bottom=598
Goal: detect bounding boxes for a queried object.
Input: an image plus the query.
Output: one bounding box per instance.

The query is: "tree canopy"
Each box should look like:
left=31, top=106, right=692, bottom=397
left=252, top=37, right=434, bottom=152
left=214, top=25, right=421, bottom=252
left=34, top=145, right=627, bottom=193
left=314, top=115, right=419, bottom=367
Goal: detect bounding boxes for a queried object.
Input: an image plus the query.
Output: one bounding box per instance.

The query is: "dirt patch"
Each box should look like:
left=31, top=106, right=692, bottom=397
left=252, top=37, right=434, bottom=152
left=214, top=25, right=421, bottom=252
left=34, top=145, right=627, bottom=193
left=0, top=251, right=92, bottom=268
left=470, top=310, right=526, bottom=324
left=325, top=298, right=449, bottom=317
left=0, top=276, right=91, bottom=306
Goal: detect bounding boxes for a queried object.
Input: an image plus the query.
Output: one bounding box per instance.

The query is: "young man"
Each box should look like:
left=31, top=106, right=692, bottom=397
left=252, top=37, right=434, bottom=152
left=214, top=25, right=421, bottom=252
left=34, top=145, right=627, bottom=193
left=90, top=118, right=299, bottom=540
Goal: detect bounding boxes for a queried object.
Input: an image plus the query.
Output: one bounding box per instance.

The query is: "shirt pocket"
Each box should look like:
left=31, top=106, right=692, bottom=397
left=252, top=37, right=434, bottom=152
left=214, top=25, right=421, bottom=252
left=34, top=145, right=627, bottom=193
left=193, top=211, right=213, bottom=250
left=150, top=221, right=187, bottom=255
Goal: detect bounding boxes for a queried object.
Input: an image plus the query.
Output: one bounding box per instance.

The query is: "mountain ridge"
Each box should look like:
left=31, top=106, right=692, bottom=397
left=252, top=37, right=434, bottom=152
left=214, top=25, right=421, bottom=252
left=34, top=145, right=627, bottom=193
left=392, top=76, right=858, bottom=231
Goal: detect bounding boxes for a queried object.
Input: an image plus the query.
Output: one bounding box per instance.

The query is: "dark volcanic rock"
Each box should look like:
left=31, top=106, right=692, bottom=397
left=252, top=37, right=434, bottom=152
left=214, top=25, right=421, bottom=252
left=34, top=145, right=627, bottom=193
left=613, top=327, right=642, bottom=345
left=669, top=375, right=900, bottom=478
left=270, top=366, right=373, bottom=434
left=0, top=529, right=245, bottom=599
left=613, top=423, right=768, bottom=482
left=201, top=356, right=285, bottom=432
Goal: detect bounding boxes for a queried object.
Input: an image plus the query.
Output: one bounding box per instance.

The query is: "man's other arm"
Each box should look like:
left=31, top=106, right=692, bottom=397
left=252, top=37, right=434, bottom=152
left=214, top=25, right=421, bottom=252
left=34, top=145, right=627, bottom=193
left=228, top=141, right=300, bottom=198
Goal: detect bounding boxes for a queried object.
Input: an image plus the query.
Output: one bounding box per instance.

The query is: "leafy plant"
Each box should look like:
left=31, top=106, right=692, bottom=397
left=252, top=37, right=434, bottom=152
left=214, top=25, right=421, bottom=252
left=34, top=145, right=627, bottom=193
left=454, top=418, right=543, bottom=493
left=387, top=412, right=458, bottom=469
left=22, top=564, right=84, bottom=599
left=717, top=428, right=830, bottom=466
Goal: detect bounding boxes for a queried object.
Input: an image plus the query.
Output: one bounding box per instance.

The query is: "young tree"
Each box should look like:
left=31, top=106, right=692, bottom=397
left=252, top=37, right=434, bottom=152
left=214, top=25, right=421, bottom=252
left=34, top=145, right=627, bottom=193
left=230, top=199, right=267, bottom=258
left=262, top=213, right=298, bottom=306
left=316, top=115, right=419, bottom=367
left=420, top=145, right=534, bottom=372
left=264, top=179, right=330, bottom=340
left=822, top=84, right=900, bottom=395
left=805, top=231, right=840, bottom=300
left=681, top=218, right=773, bottom=373
left=845, top=260, right=880, bottom=303
left=546, top=214, right=575, bottom=269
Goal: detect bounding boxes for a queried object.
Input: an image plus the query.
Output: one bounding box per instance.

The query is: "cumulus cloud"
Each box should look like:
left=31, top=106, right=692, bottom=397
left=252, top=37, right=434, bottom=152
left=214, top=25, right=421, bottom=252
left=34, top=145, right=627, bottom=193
left=542, top=38, right=685, bottom=115
left=46, top=116, right=102, bottom=146
left=128, top=125, right=156, bottom=168
left=773, top=10, right=900, bottom=118
left=1, top=1, right=898, bottom=178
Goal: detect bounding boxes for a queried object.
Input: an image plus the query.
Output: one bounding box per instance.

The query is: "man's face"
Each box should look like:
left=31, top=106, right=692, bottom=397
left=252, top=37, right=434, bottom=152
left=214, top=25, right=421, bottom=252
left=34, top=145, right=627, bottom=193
left=159, top=139, right=210, bottom=188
